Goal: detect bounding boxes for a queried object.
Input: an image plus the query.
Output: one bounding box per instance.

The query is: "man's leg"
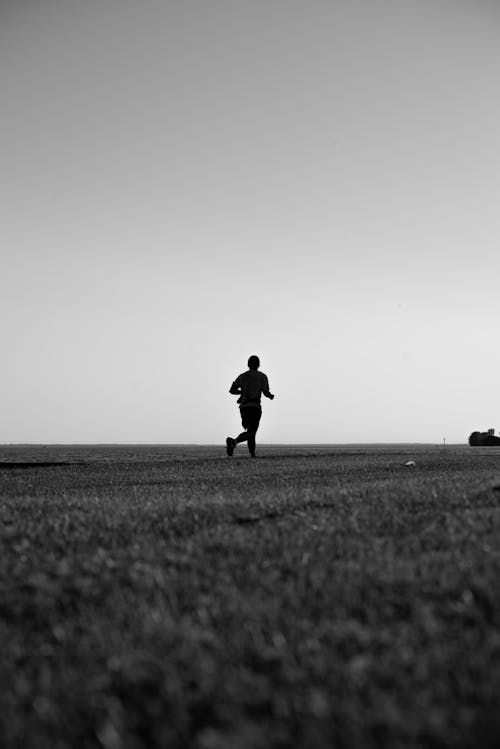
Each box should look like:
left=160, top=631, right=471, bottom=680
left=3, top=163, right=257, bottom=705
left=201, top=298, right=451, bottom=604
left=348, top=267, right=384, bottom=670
left=242, top=408, right=261, bottom=457
left=226, top=425, right=249, bottom=457
left=247, top=431, right=256, bottom=457
left=236, top=407, right=250, bottom=448
left=227, top=408, right=252, bottom=456
left=226, top=424, right=250, bottom=457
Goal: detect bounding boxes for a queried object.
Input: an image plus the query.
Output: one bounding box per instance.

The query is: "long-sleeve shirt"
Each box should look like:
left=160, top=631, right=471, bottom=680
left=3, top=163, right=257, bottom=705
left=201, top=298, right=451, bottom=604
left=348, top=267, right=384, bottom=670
left=231, top=370, right=271, bottom=408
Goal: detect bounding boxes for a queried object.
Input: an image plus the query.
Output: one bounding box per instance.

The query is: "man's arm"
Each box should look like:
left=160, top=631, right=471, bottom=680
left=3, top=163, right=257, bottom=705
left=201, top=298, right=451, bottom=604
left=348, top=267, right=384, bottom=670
left=262, top=374, right=274, bottom=399
left=229, top=380, right=241, bottom=395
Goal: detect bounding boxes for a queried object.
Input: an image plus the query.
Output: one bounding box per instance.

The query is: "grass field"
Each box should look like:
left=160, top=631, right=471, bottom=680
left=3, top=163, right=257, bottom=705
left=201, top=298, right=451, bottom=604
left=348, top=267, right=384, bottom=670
left=1, top=444, right=500, bottom=749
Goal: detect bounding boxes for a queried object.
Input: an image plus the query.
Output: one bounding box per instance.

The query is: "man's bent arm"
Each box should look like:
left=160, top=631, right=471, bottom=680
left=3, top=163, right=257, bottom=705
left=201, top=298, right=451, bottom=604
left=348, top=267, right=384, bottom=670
left=229, top=381, right=241, bottom=395
left=263, top=374, right=274, bottom=399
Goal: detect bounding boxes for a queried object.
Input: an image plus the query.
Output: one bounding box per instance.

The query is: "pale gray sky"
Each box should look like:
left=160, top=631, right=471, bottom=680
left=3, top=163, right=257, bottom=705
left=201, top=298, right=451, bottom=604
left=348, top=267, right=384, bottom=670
left=1, top=0, right=499, bottom=444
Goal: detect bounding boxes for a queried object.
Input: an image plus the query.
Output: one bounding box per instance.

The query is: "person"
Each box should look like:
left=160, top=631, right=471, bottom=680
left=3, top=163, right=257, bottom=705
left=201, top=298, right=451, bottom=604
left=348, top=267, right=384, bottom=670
left=226, top=355, right=275, bottom=458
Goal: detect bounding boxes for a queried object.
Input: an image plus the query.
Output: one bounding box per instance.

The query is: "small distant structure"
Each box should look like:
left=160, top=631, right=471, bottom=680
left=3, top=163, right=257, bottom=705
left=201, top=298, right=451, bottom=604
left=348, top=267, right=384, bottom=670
left=469, top=428, right=500, bottom=446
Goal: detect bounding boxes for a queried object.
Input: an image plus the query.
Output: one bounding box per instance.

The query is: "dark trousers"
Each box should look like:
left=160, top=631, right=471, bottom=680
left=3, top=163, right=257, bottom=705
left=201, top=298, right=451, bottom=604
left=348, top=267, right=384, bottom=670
left=236, top=406, right=262, bottom=455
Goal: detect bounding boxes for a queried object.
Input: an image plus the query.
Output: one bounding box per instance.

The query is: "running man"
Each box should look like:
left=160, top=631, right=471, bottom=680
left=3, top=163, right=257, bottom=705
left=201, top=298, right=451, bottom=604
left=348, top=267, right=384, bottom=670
left=226, top=355, right=275, bottom=458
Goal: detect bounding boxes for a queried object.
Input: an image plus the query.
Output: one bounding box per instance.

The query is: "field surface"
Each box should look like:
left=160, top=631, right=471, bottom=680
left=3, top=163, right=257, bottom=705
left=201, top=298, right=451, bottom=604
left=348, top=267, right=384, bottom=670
left=1, top=444, right=500, bottom=749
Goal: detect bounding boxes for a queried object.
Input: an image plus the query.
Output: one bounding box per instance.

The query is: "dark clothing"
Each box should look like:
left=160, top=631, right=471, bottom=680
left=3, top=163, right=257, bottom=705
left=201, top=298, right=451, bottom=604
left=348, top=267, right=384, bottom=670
left=231, top=370, right=270, bottom=408
left=240, top=406, right=262, bottom=434
left=236, top=406, right=262, bottom=456
left=228, top=365, right=274, bottom=457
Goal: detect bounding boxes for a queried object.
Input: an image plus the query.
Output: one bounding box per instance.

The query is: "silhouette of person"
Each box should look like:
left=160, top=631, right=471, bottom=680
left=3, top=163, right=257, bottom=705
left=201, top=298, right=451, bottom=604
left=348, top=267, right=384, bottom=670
left=226, top=355, right=275, bottom=458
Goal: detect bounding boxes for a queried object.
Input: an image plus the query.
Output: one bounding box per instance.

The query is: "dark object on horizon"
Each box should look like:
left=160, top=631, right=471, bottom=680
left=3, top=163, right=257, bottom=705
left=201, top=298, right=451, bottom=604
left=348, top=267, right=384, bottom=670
left=469, top=428, right=500, bottom=446
left=227, top=355, right=275, bottom=458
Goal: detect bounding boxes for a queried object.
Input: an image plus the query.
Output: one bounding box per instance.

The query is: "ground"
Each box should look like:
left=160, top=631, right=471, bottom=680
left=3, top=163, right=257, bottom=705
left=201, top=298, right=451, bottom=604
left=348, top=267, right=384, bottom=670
left=1, top=444, right=500, bottom=748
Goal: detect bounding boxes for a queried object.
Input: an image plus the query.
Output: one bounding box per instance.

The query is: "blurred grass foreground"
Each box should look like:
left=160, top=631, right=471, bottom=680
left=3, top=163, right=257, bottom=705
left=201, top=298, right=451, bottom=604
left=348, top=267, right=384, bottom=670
left=1, top=444, right=500, bottom=749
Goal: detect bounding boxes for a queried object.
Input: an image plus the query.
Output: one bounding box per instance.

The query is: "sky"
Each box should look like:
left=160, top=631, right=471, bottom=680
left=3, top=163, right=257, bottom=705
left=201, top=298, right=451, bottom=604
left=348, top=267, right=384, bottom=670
left=1, top=0, right=499, bottom=444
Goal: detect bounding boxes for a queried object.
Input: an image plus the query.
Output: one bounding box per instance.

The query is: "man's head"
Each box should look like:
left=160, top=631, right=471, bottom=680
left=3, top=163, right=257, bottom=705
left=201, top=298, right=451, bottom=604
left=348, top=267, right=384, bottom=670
left=248, top=355, right=260, bottom=371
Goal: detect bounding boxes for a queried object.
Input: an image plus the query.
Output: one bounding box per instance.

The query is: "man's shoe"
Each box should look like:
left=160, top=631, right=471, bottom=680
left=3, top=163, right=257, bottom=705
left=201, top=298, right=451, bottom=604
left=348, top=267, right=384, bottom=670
left=226, top=437, right=236, bottom=456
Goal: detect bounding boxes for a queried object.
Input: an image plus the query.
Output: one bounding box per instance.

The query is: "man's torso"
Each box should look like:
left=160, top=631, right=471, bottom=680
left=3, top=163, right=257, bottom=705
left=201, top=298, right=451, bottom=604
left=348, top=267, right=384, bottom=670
left=234, top=370, right=269, bottom=408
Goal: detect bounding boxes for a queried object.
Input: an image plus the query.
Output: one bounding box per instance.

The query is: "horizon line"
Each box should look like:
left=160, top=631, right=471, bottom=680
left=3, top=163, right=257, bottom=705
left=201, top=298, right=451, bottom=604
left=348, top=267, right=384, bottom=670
left=0, top=441, right=467, bottom=447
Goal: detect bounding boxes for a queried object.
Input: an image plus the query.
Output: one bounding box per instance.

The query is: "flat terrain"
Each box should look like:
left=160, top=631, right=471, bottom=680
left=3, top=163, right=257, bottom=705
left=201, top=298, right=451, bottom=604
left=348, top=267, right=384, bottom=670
left=1, top=444, right=500, bottom=749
